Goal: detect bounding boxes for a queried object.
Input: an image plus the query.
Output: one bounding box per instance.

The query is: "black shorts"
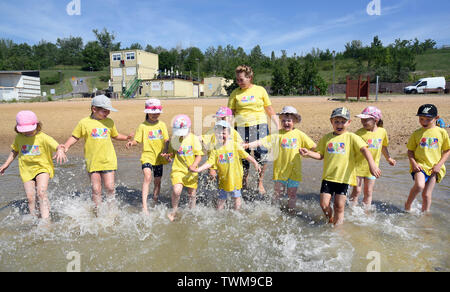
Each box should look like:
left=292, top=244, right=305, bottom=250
left=236, top=123, right=269, bottom=168
left=320, top=180, right=349, bottom=196
left=142, top=163, right=163, bottom=178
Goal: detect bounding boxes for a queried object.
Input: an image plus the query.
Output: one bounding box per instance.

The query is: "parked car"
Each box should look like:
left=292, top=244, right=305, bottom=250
left=404, top=77, right=446, bottom=94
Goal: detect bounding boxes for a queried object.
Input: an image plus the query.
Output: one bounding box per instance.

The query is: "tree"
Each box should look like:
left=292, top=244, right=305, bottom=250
left=56, top=36, right=83, bottom=65
left=33, top=40, right=58, bottom=69
left=82, top=41, right=106, bottom=71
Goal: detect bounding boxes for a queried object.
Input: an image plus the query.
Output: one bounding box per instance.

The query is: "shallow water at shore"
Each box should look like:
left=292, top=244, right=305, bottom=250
left=0, top=155, right=448, bottom=272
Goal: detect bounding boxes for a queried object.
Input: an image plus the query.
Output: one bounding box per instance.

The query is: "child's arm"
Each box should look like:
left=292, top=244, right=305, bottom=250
left=245, top=154, right=262, bottom=174
left=407, top=150, right=422, bottom=172
left=54, top=145, right=68, bottom=164
left=0, top=150, right=18, bottom=175
left=188, top=155, right=203, bottom=173
left=63, top=136, right=79, bottom=153
left=126, top=140, right=138, bottom=149
left=360, top=147, right=381, bottom=178
left=299, top=148, right=323, bottom=160
left=190, top=162, right=213, bottom=173
left=431, top=149, right=450, bottom=175
left=243, top=139, right=263, bottom=150
left=160, top=140, right=173, bottom=162
left=382, top=146, right=396, bottom=166
left=113, top=133, right=134, bottom=142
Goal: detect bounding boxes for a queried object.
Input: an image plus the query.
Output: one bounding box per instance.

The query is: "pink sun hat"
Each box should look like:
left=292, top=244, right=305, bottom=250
left=356, top=106, right=382, bottom=120
left=214, top=106, right=233, bottom=118
left=144, top=99, right=163, bottom=114
left=172, top=114, right=191, bottom=136
left=16, top=110, right=38, bottom=133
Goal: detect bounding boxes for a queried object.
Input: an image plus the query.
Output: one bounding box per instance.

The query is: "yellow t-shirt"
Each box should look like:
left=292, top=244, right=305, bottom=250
left=355, top=127, right=389, bottom=177
left=12, top=132, right=59, bottom=182
left=72, top=116, right=119, bottom=172
left=317, top=132, right=368, bottom=186
left=207, top=141, right=249, bottom=192
left=134, top=120, right=169, bottom=165
left=261, top=129, right=316, bottom=182
left=228, top=85, right=271, bottom=127
left=407, top=127, right=450, bottom=183
left=201, top=128, right=243, bottom=170
left=169, top=133, right=204, bottom=188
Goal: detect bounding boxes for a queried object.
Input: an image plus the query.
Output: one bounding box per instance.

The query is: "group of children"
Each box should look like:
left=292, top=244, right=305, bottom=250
left=1, top=95, right=449, bottom=225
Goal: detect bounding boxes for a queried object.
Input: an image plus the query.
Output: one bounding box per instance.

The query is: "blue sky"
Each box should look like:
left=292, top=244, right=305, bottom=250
left=1, top=0, right=449, bottom=56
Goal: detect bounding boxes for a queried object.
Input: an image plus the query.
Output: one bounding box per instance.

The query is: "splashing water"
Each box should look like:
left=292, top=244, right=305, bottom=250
left=0, top=156, right=448, bottom=272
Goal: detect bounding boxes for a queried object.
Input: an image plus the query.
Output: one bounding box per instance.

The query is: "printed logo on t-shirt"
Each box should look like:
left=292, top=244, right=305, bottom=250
left=148, top=129, right=164, bottom=140
left=367, top=138, right=382, bottom=149
left=420, top=137, right=438, bottom=149
left=218, top=152, right=234, bottom=164
left=281, top=138, right=298, bottom=149
left=21, top=145, right=40, bottom=156
left=240, top=95, right=255, bottom=103
left=91, top=128, right=108, bottom=139
left=327, top=142, right=345, bottom=154
left=177, top=145, right=193, bottom=156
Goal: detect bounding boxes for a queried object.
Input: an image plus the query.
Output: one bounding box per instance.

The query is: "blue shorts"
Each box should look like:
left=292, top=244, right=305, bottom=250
left=275, top=179, right=300, bottom=188
left=218, top=189, right=242, bottom=200
left=411, top=171, right=430, bottom=183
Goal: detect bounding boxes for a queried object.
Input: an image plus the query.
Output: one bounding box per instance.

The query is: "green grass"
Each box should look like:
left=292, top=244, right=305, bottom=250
left=40, top=65, right=110, bottom=96
left=415, top=50, right=450, bottom=78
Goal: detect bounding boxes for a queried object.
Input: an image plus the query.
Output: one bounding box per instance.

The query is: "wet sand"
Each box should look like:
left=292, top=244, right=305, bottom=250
left=1, top=95, right=449, bottom=158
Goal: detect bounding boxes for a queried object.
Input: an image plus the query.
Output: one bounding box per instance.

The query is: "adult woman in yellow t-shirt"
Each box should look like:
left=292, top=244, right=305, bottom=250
left=227, top=65, right=280, bottom=194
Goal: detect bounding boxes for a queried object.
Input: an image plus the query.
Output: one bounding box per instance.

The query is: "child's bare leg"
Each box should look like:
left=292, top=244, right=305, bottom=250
left=362, top=178, right=376, bottom=209
left=233, top=197, right=242, bottom=210
left=258, top=164, right=268, bottom=195
left=102, top=171, right=116, bottom=200
left=320, top=193, right=333, bottom=223
left=405, top=172, right=426, bottom=211
left=216, top=198, right=226, bottom=210
left=208, top=169, right=217, bottom=181
left=89, top=172, right=103, bottom=208
left=168, top=184, right=183, bottom=221
left=333, top=194, right=347, bottom=226
left=421, top=175, right=437, bottom=213
left=141, top=168, right=153, bottom=214
left=153, top=177, right=162, bottom=203
left=287, top=187, right=298, bottom=211
left=349, top=177, right=363, bottom=207
left=273, top=181, right=285, bottom=205
left=23, top=180, right=37, bottom=217
left=35, top=173, right=51, bottom=220
left=187, top=187, right=197, bottom=209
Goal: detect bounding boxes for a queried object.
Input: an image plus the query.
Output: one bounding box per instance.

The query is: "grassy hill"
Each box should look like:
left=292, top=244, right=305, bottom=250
left=40, top=49, right=450, bottom=96
left=40, top=65, right=110, bottom=97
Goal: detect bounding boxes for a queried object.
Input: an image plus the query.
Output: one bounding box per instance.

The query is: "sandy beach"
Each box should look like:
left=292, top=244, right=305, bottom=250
left=1, top=95, right=449, bottom=158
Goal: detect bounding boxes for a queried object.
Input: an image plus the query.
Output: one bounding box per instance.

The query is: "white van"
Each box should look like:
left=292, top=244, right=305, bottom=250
left=404, top=77, right=446, bottom=94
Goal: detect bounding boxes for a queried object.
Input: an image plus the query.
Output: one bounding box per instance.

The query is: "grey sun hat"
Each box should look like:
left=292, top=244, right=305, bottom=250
left=214, top=120, right=231, bottom=129
left=277, top=106, right=302, bottom=121
left=92, top=95, right=118, bottom=112
left=331, top=107, right=350, bottom=120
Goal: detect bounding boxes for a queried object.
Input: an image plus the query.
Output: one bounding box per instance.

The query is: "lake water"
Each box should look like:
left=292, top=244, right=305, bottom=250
left=0, top=154, right=448, bottom=272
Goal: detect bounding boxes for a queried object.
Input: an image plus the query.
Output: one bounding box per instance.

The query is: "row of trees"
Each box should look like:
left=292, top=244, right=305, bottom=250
left=0, top=28, right=439, bottom=93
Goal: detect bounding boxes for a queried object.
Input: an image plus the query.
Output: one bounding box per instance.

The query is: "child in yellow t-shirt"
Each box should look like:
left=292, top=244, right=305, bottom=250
left=244, top=106, right=316, bottom=211
left=200, top=106, right=243, bottom=180
left=61, top=95, right=132, bottom=213
left=349, top=107, right=396, bottom=209
left=126, top=99, right=169, bottom=215
left=192, top=121, right=260, bottom=210
left=300, top=107, right=381, bottom=226
left=166, top=115, right=203, bottom=221
left=405, top=104, right=450, bottom=213
left=0, top=111, right=67, bottom=220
